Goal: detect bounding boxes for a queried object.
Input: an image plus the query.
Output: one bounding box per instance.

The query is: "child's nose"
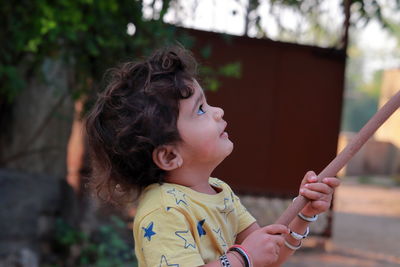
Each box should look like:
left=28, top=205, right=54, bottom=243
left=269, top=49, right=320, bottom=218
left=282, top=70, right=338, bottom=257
left=214, top=107, right=224, bottom=120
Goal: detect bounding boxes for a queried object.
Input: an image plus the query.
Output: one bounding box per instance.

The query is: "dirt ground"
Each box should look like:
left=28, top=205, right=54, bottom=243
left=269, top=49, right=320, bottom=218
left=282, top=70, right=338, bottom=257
left=284, top=177, right=400, bottom=267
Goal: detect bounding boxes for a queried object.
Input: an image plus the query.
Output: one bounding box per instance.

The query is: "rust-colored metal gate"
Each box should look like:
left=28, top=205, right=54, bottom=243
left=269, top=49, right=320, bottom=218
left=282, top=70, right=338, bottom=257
left=187, top=29, right=345, bottom=198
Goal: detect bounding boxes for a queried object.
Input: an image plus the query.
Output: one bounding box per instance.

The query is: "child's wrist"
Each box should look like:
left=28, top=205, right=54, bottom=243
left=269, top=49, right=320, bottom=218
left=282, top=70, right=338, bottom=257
left=228, top=245, right=252, bottom=267
left=284, top=239, right=302, bottom=250
left=298, top=211, right=319, bottom=222
left=285, top=226, right=307, bottom=251
left=227, top=251, right=245, bottom=267
left=299, top=209, right=317, bottom=218
left=293, top=197, right=318, bottom=218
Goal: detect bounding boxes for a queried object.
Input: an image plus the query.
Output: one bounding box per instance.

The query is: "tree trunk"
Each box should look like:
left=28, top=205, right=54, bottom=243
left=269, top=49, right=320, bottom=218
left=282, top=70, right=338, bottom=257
left=341, top=0, right=351, bottom=51
left=0, top=56, right=74, bottom=178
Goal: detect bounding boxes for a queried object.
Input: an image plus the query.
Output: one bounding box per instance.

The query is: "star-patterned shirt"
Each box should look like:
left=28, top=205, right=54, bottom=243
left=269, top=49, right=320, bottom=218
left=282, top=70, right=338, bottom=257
left=133, top=177, right=256, bottom=267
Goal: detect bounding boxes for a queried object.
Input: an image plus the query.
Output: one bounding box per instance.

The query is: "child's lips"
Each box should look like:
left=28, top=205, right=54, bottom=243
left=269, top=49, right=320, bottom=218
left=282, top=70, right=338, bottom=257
left=220, top=122, right=228, bottom=137
left=220, top=132, right=229, bottom=138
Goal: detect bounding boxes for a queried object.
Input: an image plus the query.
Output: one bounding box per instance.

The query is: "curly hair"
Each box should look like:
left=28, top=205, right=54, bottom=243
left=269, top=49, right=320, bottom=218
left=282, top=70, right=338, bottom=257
left=85, top=46, right=197, bottom=204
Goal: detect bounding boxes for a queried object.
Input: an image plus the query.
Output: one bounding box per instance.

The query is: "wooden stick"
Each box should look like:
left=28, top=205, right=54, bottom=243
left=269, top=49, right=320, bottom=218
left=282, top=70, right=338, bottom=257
left=275, top=90, right=400, bottom=226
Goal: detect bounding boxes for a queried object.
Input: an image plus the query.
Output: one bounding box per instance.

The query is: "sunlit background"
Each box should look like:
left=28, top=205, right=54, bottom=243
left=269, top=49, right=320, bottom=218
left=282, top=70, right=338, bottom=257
left=1, top=0, right=400, bottom=266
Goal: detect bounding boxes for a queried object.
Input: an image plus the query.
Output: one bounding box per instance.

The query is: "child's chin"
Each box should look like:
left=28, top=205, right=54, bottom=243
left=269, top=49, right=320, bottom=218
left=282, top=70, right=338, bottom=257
left=224, top=141, right=234, bottom=156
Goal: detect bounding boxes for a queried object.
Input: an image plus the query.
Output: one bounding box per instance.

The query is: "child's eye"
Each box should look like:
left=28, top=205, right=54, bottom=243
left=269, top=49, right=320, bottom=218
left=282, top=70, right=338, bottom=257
left=197, top=104, right=206, bottom=115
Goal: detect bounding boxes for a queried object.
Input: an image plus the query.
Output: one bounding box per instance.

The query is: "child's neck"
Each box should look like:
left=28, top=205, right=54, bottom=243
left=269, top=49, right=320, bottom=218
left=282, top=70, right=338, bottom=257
left=167, top=165, right=218, bottom=195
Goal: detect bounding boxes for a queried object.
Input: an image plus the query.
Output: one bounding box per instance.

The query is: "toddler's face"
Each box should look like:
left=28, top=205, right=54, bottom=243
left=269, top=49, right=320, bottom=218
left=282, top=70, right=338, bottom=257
left=176, top=80, right=233, bottom=167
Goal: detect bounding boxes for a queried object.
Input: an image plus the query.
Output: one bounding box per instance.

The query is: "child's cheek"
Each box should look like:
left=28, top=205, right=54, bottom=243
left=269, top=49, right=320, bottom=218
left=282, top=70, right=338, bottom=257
left=190, top=133, right=217, bottom=157
left=200, top=142, right=217, bottom=157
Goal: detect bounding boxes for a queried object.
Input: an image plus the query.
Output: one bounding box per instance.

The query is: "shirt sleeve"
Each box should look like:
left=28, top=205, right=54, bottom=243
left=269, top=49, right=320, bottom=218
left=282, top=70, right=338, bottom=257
left=214, top=178, right=256, bottom=234
left=232, top=191, right=257, bottom=234
left=135, top=207, right=204, bottom=267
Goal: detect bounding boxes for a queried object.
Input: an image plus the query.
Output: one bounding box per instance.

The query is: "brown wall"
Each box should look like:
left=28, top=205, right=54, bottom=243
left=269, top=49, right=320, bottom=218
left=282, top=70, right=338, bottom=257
left=186, top=29, right=346, bottom=197
left=339, top=132, right=400, bottom=176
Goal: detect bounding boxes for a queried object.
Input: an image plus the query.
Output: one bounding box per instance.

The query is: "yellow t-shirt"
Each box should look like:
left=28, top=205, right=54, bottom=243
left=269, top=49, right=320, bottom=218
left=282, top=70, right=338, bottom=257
left=133, top=177, right=256, bottom=267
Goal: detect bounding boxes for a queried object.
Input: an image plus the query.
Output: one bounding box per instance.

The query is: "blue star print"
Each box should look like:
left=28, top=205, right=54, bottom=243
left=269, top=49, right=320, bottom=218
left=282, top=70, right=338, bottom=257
left=166, top=188, right=188, bottom=206
left=142, top=221, right=156, bottom=241
left=159, top=255, right=179, bottom=267
left=197, top=219, right=206, bottom=237
left=175, top=230, right=196, bottom=249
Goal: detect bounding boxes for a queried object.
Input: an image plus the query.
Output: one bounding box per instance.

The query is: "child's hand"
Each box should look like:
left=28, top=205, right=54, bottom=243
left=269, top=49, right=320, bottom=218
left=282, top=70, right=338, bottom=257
left=298, top=170, right=341, bottom=216
left=241, top=224, right=289, bottom=266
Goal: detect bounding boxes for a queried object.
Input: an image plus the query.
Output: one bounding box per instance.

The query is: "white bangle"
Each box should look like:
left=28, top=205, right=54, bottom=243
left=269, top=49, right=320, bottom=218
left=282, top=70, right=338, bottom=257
left=289, top=227, right=309, bottom=240
left=298, top=212, right=318, bottom=222
left=284, top=239, right=302, bottom=250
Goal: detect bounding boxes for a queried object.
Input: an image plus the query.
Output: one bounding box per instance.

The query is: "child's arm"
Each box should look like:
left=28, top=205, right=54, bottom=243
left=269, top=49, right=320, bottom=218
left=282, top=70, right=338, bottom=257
left=232, top=171, right=340, bottom=267
left=272, top=171, right=340, bottom=266
left=199, top=224, right=289, bottom=267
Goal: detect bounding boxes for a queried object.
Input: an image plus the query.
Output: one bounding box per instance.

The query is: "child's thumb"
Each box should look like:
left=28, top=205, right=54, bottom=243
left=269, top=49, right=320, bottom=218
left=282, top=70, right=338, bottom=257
left=262, top=224, right=289, bottom=235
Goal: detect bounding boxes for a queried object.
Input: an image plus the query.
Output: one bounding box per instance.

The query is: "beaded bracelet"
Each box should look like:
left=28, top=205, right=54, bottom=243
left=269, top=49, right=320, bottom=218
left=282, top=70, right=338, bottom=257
left=228, top=245, right=252, bottom=267
left=219, top=254, right=231, bottom=267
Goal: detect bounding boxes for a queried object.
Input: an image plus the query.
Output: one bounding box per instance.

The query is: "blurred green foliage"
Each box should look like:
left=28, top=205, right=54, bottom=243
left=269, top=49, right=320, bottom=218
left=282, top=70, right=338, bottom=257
left=200, top=62, right=241, bottom=92
left=245, top=0, right=400, bottom=47
left=1, top=0, right=182, bottom=103
left=49, top=216, right=137, bottom=267
left=0, top=0, right=241, bottom=106
left=341, top=93, right=379, bottom=132
left=341, top=44, right=383, bottom=132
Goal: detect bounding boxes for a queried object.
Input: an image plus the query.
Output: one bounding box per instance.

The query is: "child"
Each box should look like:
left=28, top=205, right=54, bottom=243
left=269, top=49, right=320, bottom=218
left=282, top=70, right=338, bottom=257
left=85, top=46, right=340, bottom=267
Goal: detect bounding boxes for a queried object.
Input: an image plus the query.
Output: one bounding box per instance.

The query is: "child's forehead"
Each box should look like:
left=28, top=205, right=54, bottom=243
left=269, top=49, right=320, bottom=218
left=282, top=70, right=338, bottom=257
left=189, top=79, right=205, bottom=96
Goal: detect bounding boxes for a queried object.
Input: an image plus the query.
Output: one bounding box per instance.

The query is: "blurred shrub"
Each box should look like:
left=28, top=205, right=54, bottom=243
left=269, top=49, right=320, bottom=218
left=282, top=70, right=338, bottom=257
left=1, top=0, right=242, bottom=106
left=48, top=216, right=136, bottom=267
left=1, top=0, right=184, bottom=103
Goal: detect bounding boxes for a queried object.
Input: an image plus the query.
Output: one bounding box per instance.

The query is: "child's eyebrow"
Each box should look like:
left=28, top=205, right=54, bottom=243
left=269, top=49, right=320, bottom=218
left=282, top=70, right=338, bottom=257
left=192, top=91, right=205, bottom=114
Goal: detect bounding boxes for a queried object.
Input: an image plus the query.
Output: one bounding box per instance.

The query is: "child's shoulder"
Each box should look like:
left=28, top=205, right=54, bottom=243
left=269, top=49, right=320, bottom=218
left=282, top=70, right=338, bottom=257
left=135, top=183, right=170, bottom=216
left=133, top=182, right=193, bottom=231
left=134, top=182, right=192, bottom=218
left=135, top=178, right=233, bottom=216
left=209, top=177, right=233, bottom=192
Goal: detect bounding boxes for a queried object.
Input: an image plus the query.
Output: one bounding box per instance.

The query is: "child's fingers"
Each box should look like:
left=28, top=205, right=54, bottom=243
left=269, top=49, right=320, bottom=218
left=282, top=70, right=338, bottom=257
left=306, top=173, right=318, bottom=183
left=302, top=171, right=317, bottom=185
left=300, top=187, right=326, bottom=200
left=322, top=177, right=341, bottom=188
left=303, top=173, right=341, bottom=187
left=271, top=234, right=285, bottom=248
left=303, top=182, right=333, bottom=195
left=310, top=200, right=330, bottom=211
left=262, top=224, right=290, bottom=235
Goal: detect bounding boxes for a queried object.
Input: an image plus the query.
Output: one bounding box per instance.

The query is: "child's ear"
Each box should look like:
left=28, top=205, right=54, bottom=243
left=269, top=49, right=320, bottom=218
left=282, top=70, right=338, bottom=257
left=152, top=145, right=183, bottom=171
